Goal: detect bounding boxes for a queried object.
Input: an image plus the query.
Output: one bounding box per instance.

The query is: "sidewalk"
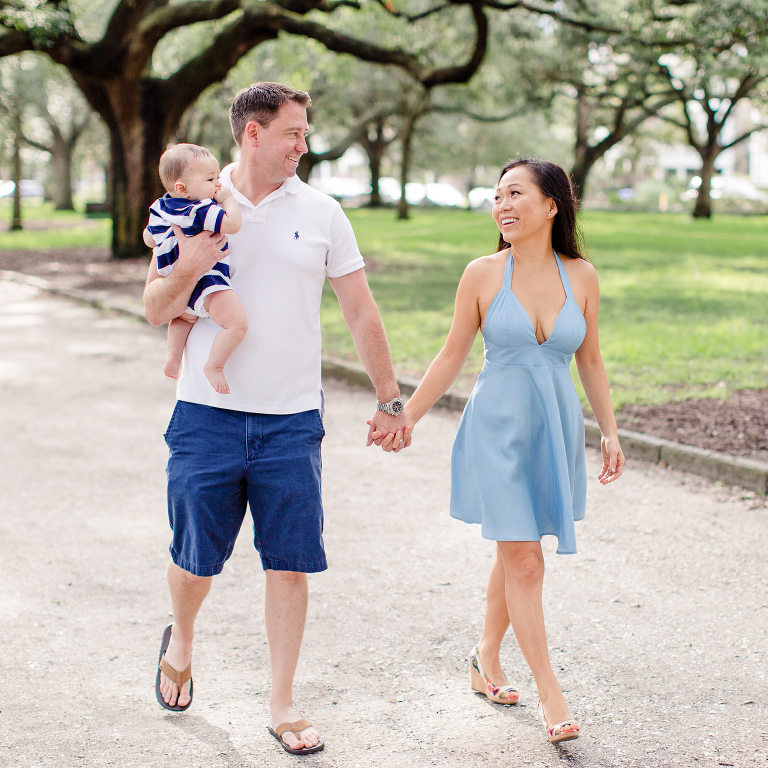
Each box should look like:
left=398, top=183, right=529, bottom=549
left=1, top=279, right=767, bottom=767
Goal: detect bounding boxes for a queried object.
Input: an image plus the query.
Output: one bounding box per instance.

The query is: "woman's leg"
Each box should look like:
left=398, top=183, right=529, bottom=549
left=497, top=540, right=575, bottom=727
left=476, top=550, right=511, bottom=683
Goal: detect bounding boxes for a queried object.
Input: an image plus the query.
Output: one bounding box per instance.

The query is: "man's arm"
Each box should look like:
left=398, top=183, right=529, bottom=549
left=143, top=225, right=227, bottom=326
left=328, top=268, right=408, bottom=450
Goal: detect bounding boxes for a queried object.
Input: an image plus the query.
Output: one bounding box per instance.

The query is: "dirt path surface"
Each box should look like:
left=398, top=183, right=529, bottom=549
left=1, top=280, right=767, bottom=768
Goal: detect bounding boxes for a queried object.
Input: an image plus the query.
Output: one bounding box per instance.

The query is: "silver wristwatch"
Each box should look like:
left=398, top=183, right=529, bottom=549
left=377, top=397, right=404, bottom=416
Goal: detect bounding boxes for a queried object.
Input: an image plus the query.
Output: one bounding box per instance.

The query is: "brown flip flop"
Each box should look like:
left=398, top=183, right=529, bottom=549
left=155, top=624, right=193, bottom=712
left=267, top=718, right=325, bottom=755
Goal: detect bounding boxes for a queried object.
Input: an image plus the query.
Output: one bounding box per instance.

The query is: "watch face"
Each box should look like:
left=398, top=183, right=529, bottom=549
left=390, top=398, right=404, bottom=415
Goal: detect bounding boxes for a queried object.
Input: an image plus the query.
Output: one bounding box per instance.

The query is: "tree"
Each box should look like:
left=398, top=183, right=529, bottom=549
left=494, top=0, right=682, bottom=203
left=0, top=54, right=31, bottom=229
left=657, top=1, right=768, bottom=217
left=0, top=0, right=489, bottom=257
left=11, top=56, right=93, bottom=209
left=563, top=38, right=679, bottom=202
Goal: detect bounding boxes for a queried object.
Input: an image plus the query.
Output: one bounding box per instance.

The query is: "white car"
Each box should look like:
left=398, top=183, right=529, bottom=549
left=683, top=175, right=768, bottom=202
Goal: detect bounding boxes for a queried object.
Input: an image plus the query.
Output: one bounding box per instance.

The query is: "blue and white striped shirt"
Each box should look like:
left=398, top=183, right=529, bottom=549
left=147, top=194, right=232, bottom=314
left=147, top=195, right=227, bottom=274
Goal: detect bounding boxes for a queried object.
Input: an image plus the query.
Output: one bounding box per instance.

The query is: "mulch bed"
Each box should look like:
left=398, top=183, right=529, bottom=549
left=1, top=242, right=766, bottom=463
left=618, top=390, right=768, bottom=462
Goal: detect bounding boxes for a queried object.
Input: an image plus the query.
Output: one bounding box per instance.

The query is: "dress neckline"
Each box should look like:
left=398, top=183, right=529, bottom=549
left=505, top=250, right=570, bottom=347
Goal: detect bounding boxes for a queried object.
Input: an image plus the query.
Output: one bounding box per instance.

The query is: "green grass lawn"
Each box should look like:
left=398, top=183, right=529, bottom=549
left=0, top=200, right=110, bottom=250
left=334, top=208, right=768, bottom=410
left=2, top=200, right=766, bottom=410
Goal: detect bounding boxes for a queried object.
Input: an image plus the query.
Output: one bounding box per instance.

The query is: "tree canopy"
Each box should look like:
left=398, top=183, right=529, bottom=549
left=0, top=0, right=490, bottom=255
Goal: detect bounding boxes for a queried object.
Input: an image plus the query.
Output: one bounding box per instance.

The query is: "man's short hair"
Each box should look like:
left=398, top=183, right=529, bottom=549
left=159, top=143, right=215, bottom=194
left=229, top=82, right=311, bottom=144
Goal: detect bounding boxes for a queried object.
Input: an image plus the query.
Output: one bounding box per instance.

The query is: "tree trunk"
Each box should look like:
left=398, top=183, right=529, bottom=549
left=363, top=117, right=386, bottom=208
left=109, top=126, right=165, bottom=257
left=570, top=151, right=599, bottom=206
left=102, top=92, right=167, bottom=258
left=369, top=151, right=382, bottom=207
left=397, top=111, right=421, bottom=221
left=692, top=153, right=716, bottom=219
left=52, top=133, right=75, bottom=210
left=11, top=102, right=22, bottom=232
left=68, top=70, right=172, bottom=257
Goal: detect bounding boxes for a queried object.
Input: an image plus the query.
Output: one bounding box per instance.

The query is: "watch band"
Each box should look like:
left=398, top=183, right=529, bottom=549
left=377, top=397, right=404, bottom=416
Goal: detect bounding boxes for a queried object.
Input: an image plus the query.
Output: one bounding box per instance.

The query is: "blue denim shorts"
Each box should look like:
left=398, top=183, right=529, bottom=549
left=164, top=400, right=327, bottom=576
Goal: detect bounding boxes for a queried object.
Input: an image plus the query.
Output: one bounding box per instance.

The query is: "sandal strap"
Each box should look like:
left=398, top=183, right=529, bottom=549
left=159, top=655, right=191, bottom=688
left=549, top=720, right=578, bottom=736
left=471, top=646, right=517, bottom=694
left=274, top=719, right=312, bottom=738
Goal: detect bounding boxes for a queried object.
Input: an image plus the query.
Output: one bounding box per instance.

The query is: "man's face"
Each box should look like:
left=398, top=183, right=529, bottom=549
left=251, top=101, right=309, bottom=182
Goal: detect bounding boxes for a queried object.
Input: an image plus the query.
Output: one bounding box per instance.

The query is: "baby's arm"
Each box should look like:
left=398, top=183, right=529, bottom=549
left=213, top=187, right=242, bottom=235
left=142, top=227, right=156, bottom=248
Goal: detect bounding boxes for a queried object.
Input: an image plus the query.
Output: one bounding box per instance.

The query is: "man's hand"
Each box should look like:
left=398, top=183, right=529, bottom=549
left=143, top=225, right=227, bottom=327
left=171, top=224, right=226, bottom=278
left=366, top=411, right=410, bottom=453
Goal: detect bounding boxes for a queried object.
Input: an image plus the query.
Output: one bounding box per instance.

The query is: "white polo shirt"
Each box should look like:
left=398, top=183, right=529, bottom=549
left=176, top=164, right=365, bottom=414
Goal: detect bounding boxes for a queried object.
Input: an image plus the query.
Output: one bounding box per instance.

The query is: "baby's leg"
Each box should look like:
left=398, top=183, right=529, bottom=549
left=202, top=290, right=248, bottom=395
left=165, top=314, right=197, bottom=379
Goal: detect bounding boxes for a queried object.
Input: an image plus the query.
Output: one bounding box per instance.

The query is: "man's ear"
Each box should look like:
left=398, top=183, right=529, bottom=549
left=243, top=120, right=260, bottom=146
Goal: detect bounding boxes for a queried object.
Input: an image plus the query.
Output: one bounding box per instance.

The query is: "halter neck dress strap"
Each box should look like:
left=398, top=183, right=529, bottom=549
left=553, top=251, right=575, bottom=300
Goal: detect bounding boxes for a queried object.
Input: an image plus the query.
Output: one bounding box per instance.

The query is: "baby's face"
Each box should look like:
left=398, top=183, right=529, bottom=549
left=180, top=156, right=221, bottom=200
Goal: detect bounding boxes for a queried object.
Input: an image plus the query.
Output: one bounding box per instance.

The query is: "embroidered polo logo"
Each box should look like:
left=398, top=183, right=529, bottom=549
left=294, top=230, right=300, bottom=240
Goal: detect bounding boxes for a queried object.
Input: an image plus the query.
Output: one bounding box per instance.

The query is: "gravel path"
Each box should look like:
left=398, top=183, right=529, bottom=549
left=1, top=280, right=766, bottom=768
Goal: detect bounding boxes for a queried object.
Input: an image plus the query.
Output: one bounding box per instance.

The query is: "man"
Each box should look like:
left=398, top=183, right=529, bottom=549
left=144, top=82, right=408, bottom=755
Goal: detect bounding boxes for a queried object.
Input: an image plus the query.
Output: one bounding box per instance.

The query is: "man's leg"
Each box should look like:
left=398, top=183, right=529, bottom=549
left=264, top=569, right=321, bottom=750
left=158, top=562, right=212, bottom=708
left=160, top=401, right=248, bottom=708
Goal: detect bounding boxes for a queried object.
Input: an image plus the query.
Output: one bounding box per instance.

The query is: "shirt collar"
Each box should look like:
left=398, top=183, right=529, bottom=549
left=221, top=163, right=301, bottom=210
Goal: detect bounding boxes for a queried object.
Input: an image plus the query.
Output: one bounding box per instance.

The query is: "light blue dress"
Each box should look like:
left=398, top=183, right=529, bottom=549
left=450, top=250, right=587, bottom=554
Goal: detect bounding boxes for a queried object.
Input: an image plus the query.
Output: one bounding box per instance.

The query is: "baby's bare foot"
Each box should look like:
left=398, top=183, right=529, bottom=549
left=164, top=358, right=181, bottom=379
left=204, top=364, right=230, bottom=394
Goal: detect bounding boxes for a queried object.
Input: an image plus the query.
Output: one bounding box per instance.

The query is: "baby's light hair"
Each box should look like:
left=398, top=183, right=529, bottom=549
left=159, top=143, right=215, bottom=193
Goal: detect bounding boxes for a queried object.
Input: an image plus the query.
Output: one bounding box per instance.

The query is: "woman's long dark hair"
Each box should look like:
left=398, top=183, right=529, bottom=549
left=496, top=158, right=585, bottom=260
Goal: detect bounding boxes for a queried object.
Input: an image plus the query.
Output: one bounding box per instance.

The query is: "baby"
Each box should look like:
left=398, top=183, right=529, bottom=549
left=143, top=143, right=245, bottom=394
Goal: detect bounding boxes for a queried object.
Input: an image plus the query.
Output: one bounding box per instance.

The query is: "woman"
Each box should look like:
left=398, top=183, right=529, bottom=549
left=377, top=158, right=624, bottom=743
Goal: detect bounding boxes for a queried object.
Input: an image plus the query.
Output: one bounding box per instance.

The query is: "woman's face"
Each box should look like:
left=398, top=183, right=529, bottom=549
left=492, top=165, right=556, bottom=245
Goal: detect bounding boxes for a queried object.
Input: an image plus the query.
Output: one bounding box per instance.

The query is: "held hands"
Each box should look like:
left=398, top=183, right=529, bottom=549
left=366, top=410, right=413, bottom=454
left=598, top=434, right=625, bottom=484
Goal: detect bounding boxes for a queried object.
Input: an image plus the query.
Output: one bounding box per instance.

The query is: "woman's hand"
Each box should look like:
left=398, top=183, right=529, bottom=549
left=367, top=420, right=414, bottom=453
left=598, top=434, right=624, bottom=484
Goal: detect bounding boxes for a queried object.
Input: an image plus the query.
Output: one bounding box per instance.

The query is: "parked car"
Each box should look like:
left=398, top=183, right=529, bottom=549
left=468, top=186, right=496, bottom=210
left=309, top=176, right=369, bottom=206
left=0, top=179, right=44, bottom=198
left=377, top=177, right=467, bottom=207
left=681, top=175, right=768, bottom=203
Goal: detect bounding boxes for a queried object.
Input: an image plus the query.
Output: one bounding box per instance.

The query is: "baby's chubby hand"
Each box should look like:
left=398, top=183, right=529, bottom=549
left=213, top=185, right=233, bottom=204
